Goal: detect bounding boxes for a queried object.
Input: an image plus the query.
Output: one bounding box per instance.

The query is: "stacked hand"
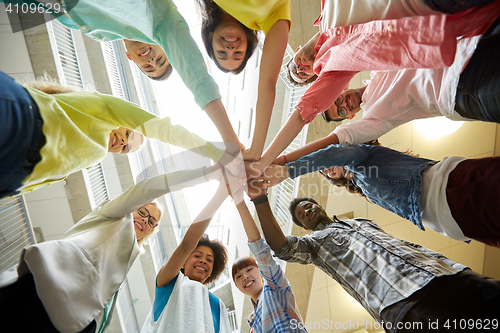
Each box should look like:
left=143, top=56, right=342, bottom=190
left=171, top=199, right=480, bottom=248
left=246, top=179, right=267, bottom=200
left=242, top=147, right=261, bottom=162
left=220, top=147, right=247, bottom=204
left=258, top=164, right=288, bottom=189
left=222, top=167, right=245, bottom=204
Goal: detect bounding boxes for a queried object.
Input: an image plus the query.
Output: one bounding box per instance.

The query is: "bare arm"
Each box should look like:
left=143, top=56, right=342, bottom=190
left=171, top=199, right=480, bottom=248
left=245, top=20, right=290, bottom=161
left=246, top=109, right=307, bottom=178
left=247, top=180, right=287, bottom=253
left=235, top=201, right=261, bottom=243
left=203, top=98, right=242, bottom=150
left=275, top=133, right=339, bottom=165
left=259, top=164, right=288, bottom=188
left=156, top=181, right=228, bottom=288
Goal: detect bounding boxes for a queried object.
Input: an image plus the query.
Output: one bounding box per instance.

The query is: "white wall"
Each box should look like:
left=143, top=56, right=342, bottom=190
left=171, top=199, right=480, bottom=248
left=0, top=3, right=35, bottom=81
left=23, top=181, right=75, bottom=241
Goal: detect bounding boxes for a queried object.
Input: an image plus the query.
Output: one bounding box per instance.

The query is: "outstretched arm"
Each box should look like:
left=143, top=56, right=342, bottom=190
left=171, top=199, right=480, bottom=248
left=244, top=20, right=290, bottom=161
left=235, top=200, right=261, bottom=243
left=98, top=166, right=220, bottom=219
left=274, top=133, right=339, bottom=165
left=246, top=67, right=355, bottom=177
left=156, top=180, right=228, bottom=288
left=246, top=180, right=287, bottom=253
left=246, top=109, right=307, bottom=178
left=203, top=98, right=242, bottom=150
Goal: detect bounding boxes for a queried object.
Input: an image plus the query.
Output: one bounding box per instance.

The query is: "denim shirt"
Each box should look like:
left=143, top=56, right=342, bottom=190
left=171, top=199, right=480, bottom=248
left=286, top=144, right=437, bottom=230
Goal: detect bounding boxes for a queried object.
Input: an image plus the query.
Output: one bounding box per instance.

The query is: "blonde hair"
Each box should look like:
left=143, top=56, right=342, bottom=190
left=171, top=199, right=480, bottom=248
left=25, top=74, right=79, bottom=94
left=136, top=200, right=163, bottom=249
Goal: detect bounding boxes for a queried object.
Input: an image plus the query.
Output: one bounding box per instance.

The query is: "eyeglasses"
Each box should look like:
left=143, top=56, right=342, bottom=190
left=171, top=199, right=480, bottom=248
left=334, top=95, right=348, bottom=119
left=287, top=59, right=309, bottom=83
left=137, top=206, right=159, bottom=228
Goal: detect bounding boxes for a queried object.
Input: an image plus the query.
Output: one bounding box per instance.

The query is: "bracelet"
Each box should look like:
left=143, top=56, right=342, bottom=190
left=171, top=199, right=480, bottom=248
left=282, top=154, right=288, bottom=164
left=251, top=194, right=268, bottom=206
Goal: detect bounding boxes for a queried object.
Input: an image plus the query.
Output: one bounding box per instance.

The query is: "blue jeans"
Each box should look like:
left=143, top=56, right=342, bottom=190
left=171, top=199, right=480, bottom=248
left=454, top=14, right=500, bottom=123
left=424, top=0, right=499, bottom=13
left=0, top=72, right=45, bottom=198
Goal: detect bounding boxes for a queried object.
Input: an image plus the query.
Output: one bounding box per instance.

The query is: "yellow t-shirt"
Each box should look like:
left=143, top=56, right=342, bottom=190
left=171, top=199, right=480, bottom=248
left=21, top=87, right=222, bottom=194
left=214, top=0, right=291, bottom=34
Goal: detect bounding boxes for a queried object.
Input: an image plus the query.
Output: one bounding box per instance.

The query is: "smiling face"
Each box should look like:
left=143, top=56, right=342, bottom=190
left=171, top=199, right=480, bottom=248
left=291, top=53, right=314, bottom=80
left=132, top=203, right=161, bottom=241
left=294, top=200, right=330, bottom=230
left=234, top=265, right=263, bottom=302
left=183, top=245, right=215, bottom=284
left=324, top=88, right=365, bottom=121
left=123, top=40, right=170, bottom=79
left=108, top=127, right=144, bottom=154
left=290, top=42, right=316, bottom=81
left=211, top=13, right=248, bottom=71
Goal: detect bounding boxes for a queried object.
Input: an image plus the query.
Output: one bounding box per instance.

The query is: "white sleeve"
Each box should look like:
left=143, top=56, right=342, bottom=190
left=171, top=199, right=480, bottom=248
left=98, top=168, right=206, bottom=218
left=333, top=116, right=396, bottom=145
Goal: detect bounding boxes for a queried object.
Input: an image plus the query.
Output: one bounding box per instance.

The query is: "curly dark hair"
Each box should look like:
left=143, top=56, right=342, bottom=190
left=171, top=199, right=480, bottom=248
left=288, top=197, right=320, bottom=228
left=284, top=59, right=318, bottom=87
left=195, top=0, right=259, bottom=74
left=184, top=234, right=228, bottom=285
left=231, top=256, right=258, bottom=282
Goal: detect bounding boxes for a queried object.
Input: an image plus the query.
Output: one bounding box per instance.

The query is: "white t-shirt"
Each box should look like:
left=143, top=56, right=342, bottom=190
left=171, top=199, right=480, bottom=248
left=419, top=156, right=470, bottom=241
left=333, top=36, right=480, bottom=145
left=319, top=0, right=439, bottom=30
left=141, top=273, right=232, bottom=333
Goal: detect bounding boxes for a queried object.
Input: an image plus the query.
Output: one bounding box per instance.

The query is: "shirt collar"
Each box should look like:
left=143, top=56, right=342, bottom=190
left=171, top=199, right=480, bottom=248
left=314, top=219, right=334, bottom=231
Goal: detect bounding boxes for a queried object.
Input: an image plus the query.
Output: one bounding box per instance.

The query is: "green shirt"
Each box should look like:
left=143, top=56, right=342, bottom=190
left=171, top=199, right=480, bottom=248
left=58, top=0, right=220, bottom=108
left=22, top=87, right=222, bottom=194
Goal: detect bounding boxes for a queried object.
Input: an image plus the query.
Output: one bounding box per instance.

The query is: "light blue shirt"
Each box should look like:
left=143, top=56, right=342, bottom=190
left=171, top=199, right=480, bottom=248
left=58, top=0, right=220, bottom=108
left=247, top=238, right=306, bottom=333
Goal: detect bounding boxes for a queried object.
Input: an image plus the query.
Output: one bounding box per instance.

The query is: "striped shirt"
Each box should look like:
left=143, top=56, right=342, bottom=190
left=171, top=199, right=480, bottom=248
left=276, top=218, right=466, bottom=322
left=247, top=238, right=307, bottom=333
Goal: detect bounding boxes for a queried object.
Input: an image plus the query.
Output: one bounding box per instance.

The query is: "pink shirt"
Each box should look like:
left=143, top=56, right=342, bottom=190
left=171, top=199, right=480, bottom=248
left=297, top=2, right=500, bottom=123
left=332, top=36, right=479, bottom=145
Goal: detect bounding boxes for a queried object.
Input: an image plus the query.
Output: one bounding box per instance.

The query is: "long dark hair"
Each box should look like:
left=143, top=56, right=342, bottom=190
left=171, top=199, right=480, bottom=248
left=195, top=0, right=259, bottom=74
left=319, top=140, right=381, bottom=198
left=320, top=169, right=366, bottom=197
left=319, top=140, right=419, bottom=198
